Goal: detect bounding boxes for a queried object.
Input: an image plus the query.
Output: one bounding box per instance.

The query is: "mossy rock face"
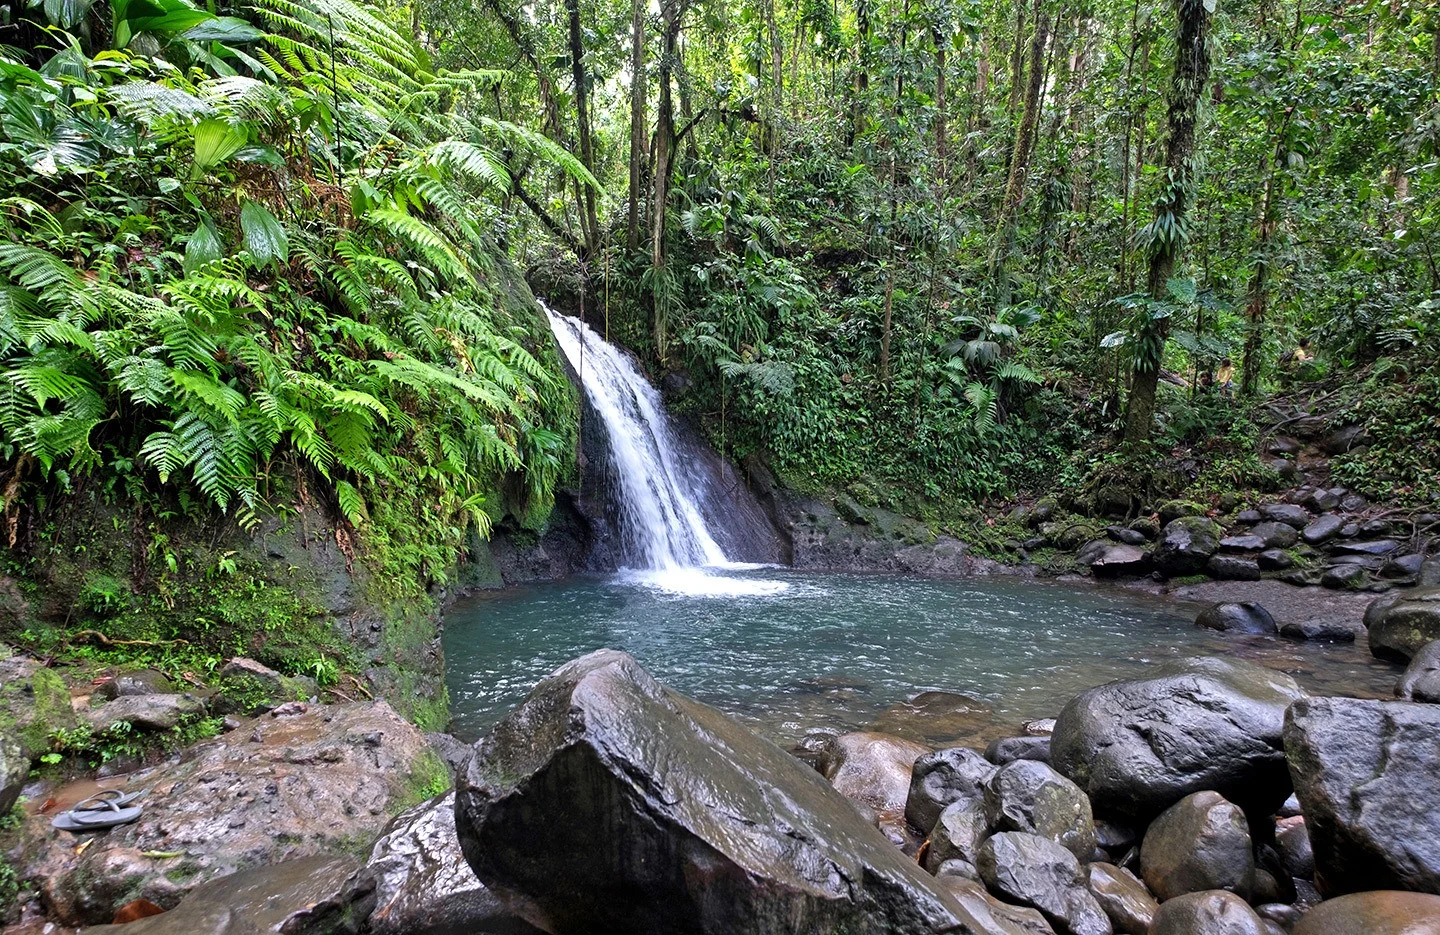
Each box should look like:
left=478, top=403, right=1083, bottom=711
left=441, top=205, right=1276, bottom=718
left=834, top=494, right=876, bottom=526
left=1055, top=523, right=1101, bottom=552
left=1158, top=500, right=1208, bottom=526
left=0, top=663, right=76, bottom=758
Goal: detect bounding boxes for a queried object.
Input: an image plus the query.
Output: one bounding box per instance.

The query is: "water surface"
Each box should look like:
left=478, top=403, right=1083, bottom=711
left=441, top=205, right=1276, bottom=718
left=444, top=569, right=1396, bottom=746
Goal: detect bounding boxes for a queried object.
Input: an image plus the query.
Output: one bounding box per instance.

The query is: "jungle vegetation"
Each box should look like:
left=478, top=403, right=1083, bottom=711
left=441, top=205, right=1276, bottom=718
left=2, top=0, right=1438, bottom=573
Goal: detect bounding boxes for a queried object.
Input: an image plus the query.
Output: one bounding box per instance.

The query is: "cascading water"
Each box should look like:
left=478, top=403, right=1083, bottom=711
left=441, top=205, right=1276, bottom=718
left=544, top=306, right=786, bottom=596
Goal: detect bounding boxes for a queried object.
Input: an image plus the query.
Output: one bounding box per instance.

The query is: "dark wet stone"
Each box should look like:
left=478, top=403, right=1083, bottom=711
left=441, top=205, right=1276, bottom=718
left=1397, top=641, right=1440, bottom=703
left=1024, top=719, right=1057, bottom=736
left=95, top=670, right=174, bottom=700
left=362, top=792, right=540, bottom=935
left=1106, top=526, right=1147, bottom=546
left=1285, top=696, right=1440, bottom=895
left=1085, top=862, right=1155, bottom=935
left=977, top=832, right=1111, bottom=935
left=936, top=858, right=981, bottom=881
left=455, top=650, right=991, bottom=934
left=1339, top=523, right=1360, bottom=538
left=1280, top=568, right=1323, bottom=587
left=1291, top=890, right=1440, bottom=935
left=1323, top=425, right=1368, bottom=454
left=1300, top=515, right=1344, bottom=545
left=1208, top=556, right=1263, bottom=581
left=1275, top=817, right=1314, bottom=880
left=1220, top=535, right=1267, bottom=552
left=983, top=760, right=1096, bottom=861
left=1340, top=493, right=1368, bottom=512
left=1148, top=890, right=1268, bottom=935
left=1258, top=549, right=1294, bottom=571
left=907, top=746, right=996, bottom=835
left=1321, top=565, right=1368, bottom=590
left=1235, top=510, right=1264, bottom=525
left=424, top=732, right=473, bottom=779
left=77, top=856, right=373, bottom=935
left=1195, top=602, right=1277, bottom=635
left=1366, top=586, right=1440, bottom=661
left=1255, top=903, right=1301, bottom=931
left=819, top=731, right=932, bottom=816
left=1251, top=522, right=1300, bottom=549
left=1093, top=821, right=1136, bottom=855
left=1278, top=620, right=1358, bottom=643
left=1261, top=504, right=1311, bottom=529
left=1332, top=539, right=1401, bottom=556
left=1140, top=791, right=1255, bottom=902
left=1302, top=490, right=1340, bottom=513
left=1051, top=658, right=1305, bottom=823
left=1271, top=458, right=1300, bottom=481
left=1129, top=517, right=1161, bottom=540
left=1154, top=517, right=1224, bottom=577
left=934, top=876, right=1058, bottom=935
left=925, top=799, right=992, bottom=873
left=1382, top=553, right=1425, bottom=579
left=0, top=731, right=25, bottom=816
left=986, top=736, right=1051, bottom=765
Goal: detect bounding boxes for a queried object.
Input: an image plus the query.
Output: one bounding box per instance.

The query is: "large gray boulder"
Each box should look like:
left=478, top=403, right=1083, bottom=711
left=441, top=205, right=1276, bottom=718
left=454, top=650, right=1003, bottom=934
left=1366, top=587, right=1440, bottom=661
left=907, top=746, right=995, bottom=834
left=1194, top=603, right=1277, bottom=636
left=85, top=692, right=205, bottom=732
left=1152, top=517, right=1223, bottom=577
left=1291, top=890, right=1440, bottom=935
left=1397, top=641, right=1440, bottom=702
left=1050, top=658, right=1305, bottom=822
left=976, top=832, right=1111, bottom=935
left=363, top=792, right=540, bottom=935
left=1139, top=792, right=1255, bottom=902
left=983, top=760, right=1096, bottom=861
left=924, top=799, right=992, bottom=873
left=0, top=729, right=27, bottom=815
left=1084, top=863, right=1155, bottom=935
left=1284, top=696, right=1440, bottom=895
left=818, top=731, right=931, bottom=817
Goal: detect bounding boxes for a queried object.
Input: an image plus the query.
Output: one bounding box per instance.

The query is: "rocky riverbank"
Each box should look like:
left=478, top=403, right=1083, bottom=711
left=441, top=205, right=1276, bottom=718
left=6, top=604, right=1439, bottom=934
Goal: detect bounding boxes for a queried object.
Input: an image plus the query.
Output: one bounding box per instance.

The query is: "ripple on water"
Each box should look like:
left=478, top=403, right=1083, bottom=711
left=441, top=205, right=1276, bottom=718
left=444, top=570, right=1398, bottom=747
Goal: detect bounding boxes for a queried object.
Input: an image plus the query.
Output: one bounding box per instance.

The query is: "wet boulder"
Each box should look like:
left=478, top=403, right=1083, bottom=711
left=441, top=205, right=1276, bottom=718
left=0, top=729, right=26, bottom=815
left=1284, top=696, right=1440, bottom=895
left=76, top=855, right=373, bottom=935
left=1397, top=641, right=1440, bottom=702
left=29, top=701, right=434, bottom=926
left=1087, top=544, right=1150, bottom=578
left=94, top=669, right=174, bottom=700
left=1153, top=517, right=1224, bottom=577
left=1275, top=817, right=1314, bottom=880
left=1257, top=549, right=1294, bottom=571
left=0, top=659, right=77, bottom=756
left=983, top=760, right=1096, bottom=861
left=362, top=792, right=539, bottom=935
left=986, top=736, right=1051, bottom=765
left=976, top=832, right=1112, bottom=935
left=1148, top=890, right=1269, bottom=935
left=1051, top=658, right=1305, bottom=823
left=1140, top=791, right=1255, bottom=902
left=818, top=731, right=932, bottom=818
left=924, top=799, right=993, bottom=873
left=936, top=876, right=1058, bottom=935
left=1251, top=522, right=1299, bottom=549
left=1291, top=891, right=1440, bottom=935
left=1195, top=603, right=1277, bottom=636
left=1084, top=863, right=1156, bottom=935
left=907, top=746, right=996, bottom=834
left=86, top=692, right=205, bottom=732
left=1207, top=556, right=1263, bottom=581
left=1300, top=515, right=1344, bottom=545
left=1366, top=587, right=1440, bottom=661
left=454, top=650, right=996, bottom=934
left=1278, top=620, right=1359, bottom=643
left=216, top=656, right=318, bottom=713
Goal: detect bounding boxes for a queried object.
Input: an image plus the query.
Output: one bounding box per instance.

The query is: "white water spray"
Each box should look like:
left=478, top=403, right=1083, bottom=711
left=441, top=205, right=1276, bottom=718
left=544, top=306, right=785, bottom=596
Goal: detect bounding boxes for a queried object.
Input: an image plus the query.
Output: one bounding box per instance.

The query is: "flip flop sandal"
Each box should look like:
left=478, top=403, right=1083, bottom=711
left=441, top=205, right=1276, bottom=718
left=72, top=790, right=144, bottom=811
left=51, top=800, right=143, bottom=832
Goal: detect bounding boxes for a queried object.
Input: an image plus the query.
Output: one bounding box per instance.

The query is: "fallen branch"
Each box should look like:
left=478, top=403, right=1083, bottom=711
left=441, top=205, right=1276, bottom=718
left=69, top=631, right=191, bottom=649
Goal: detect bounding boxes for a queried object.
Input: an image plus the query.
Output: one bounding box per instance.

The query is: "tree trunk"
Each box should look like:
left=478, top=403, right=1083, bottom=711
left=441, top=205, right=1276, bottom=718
left=566, top=0, right=599, bottom=259
left=1122, top=0, right=1212, bottom=446
left=1240, top=130, right=1287, bottom=396
left=626, top=0, right=646, bottom=251
left=990, top=3, right=1049, bottom=303
left=650, top=0, right=687, bottom=360
left=934, top=38, right=947, bottom=164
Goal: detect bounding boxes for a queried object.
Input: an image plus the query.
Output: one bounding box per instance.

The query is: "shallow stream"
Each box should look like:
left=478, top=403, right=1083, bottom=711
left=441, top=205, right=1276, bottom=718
left=444, top=569, right=1396, bottom=746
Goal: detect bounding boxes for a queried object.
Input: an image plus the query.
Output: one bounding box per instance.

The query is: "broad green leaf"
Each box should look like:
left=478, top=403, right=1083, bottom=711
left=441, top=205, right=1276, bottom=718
left=1166, top=277, right=1197, bottom=304
left=43, top=0, right=94, bottom=30
left=184, top=217, right=222, bottom=274
left=182, top=16, right=264, bottom=42
left=192, top=118, right=247, bottom=173
left=1100, top=331, right=1128, bottom=349
left=239, top=200, right=288, bottom=267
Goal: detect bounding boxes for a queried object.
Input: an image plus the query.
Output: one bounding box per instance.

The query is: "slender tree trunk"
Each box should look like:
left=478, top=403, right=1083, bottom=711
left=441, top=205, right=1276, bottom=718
left=1240, top=131, right=1287, bottom=396
left=1006, top=0, right=1026, bottom=115
left=1122, top=0, right=1212, bottom=446
left=991, top=3, right=1050, bottom=303
left=650, top=0, right=687, bottom=360
left=566, top=0, right=598, bottom=259
left=626, top=0, right=647, bottom=251
left=934, top=37, right=947, bottom=164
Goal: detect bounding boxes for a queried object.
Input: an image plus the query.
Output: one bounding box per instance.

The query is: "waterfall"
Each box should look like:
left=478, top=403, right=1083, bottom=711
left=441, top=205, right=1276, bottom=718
left=544, top=306, right=785, bottom=596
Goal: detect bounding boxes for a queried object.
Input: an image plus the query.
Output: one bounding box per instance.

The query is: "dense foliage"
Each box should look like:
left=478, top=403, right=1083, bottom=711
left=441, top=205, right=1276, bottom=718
left=1, top=0, right=589, bottom=586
